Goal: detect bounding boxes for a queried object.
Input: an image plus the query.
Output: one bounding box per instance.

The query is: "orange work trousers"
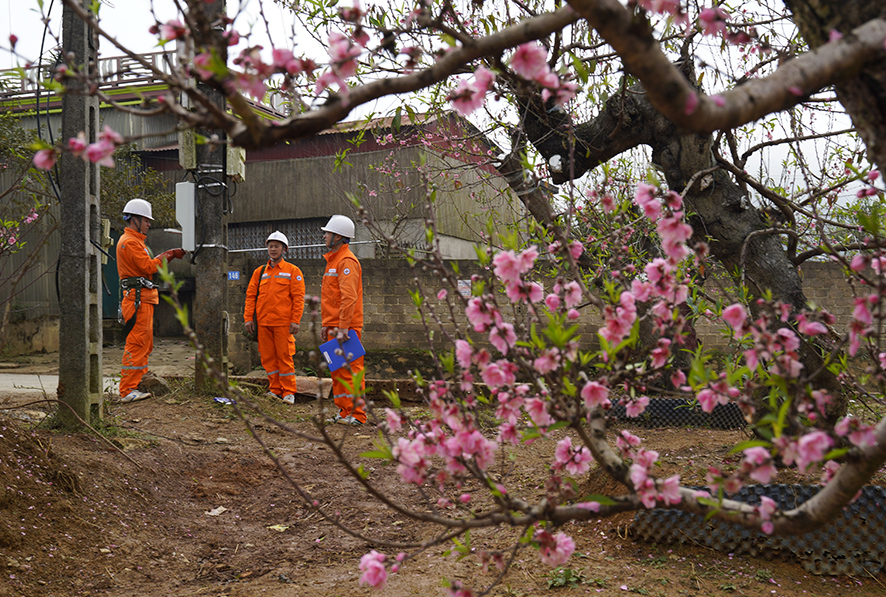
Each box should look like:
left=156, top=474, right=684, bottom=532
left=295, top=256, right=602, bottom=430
left=258, top=325, right=297, bottom=396
left=120, top=301, right=154, bottom=397
left=328, top=329, right=366, bottom=423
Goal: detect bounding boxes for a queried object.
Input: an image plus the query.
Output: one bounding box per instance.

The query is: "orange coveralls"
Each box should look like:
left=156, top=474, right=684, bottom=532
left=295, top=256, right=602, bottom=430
left=321, top=243, right=366, bottom=423
left=244, top=259, right=306, bottom=396
left=117, top=228, right=162, bottom=397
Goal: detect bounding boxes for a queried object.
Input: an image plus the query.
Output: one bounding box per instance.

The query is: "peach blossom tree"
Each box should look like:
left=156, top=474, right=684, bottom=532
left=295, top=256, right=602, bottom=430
left=19, top=0, right=886, bottom=593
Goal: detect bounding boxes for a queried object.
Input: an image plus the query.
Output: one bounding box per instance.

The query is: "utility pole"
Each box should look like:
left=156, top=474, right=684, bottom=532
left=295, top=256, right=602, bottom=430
left=57, top=0, right=103, bottom=426
left=193, top=0, right=229, bottom=392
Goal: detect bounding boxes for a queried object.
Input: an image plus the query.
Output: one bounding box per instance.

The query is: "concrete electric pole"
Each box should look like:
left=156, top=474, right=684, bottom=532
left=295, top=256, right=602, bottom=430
left=192, top=0, right=230, bottom=393
left=57, top=0, right=103, bottom=426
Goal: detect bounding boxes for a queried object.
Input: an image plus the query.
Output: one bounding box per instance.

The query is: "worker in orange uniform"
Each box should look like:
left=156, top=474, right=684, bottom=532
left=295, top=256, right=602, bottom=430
left=320, top=215, right=366, bottom=425
left=244, top=231, right=306, bottom=404
left=117, top=198, right=186, bottom=402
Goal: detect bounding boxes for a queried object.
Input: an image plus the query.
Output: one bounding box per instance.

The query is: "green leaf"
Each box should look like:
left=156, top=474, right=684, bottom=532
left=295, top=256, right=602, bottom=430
left=360, top=431, right=394, bottom=460
left=577, top=494, right=618, bottom=506
left=728, top=439, right=769, bottom=455
left=383, top=389, right=401, bottom=409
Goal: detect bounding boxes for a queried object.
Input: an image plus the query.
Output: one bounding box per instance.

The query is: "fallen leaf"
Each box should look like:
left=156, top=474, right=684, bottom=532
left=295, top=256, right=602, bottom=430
left=267, top=524, right=289, bottom=532
left=205, top=506, right=227, bottom=516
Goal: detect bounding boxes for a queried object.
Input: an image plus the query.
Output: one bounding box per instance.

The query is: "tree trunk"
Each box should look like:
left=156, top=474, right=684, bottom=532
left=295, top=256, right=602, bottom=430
left=518, top=81, right=846, bottom=421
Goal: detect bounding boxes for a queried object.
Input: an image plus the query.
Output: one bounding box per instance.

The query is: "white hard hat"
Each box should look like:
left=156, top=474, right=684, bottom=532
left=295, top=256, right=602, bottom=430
left=321, top=214, right=355, bottom=239
left=122, top=198, right=153, bottom=220
left=267, top=230, right=289, bottom=248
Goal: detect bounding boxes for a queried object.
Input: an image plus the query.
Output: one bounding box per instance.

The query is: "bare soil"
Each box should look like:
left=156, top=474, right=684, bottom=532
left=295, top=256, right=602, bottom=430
left=0, top=342, right=884, bottom=597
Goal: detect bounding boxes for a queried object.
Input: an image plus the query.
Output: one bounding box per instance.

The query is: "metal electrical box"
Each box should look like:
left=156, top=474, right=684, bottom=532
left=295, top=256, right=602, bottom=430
left=175, top=181, right=196, bottom=252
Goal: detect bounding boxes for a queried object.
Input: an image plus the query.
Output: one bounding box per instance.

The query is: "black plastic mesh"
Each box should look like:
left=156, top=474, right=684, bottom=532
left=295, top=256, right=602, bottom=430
left=611, top=398, right=746, bottom=429
left=633, top=484, right=886, bottom=575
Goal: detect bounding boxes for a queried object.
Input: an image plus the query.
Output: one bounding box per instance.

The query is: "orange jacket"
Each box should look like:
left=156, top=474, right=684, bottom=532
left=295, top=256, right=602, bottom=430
left=321, top=243, right=363, bottom=331
left=244, top=259, right=306, bottom=326
left=117, top=227, right=161, bottom=305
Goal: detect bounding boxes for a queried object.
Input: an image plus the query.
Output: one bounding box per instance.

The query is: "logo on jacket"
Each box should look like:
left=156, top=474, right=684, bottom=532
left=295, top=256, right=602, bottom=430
left=343, top=268, right=350, bottom=275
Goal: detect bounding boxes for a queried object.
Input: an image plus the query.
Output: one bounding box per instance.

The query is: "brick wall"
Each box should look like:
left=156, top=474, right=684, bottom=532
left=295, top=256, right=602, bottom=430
left=224, top=256, right=857, bottom=373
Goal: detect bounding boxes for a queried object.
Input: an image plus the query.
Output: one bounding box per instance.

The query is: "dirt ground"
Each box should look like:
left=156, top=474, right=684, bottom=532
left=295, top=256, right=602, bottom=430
left=0, top=341, right=884, bottom=597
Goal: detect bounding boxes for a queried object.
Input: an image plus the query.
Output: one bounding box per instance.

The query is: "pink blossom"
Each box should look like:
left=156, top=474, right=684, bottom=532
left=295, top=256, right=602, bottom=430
left=696, top=388, right=725, bottom=413
left=85, top=139, right=116, bottom=168
left=223, top=29, right=240, bottom=47
left=563, top=281, right=583, bottom=309
left=743, top=446, right=776, bottom=483
left=625, top=395, right=649, bottom=418
left=711, top=94, right=726, bottom=107
left=835, top=417, right=878, bottom=449
left=32, top=149, right=56, bottom=170
left=510, top=43, right=549, bottom=80
left=480, top=360, right=517, bottom=389
left=191, top=52, right=215, bottom=80
left=699, top=7, right=729, bottom=36
left=449, top=78, right=485, bottom=116
left=794, top=431, right=834, bottom=474
left=581, top=381, right=610, bottom=409
left=236, top=73, right=268, bottom=100
left=659, top=475, right=682, bottom=505
left=498, top=421, right=519, bottom=444
left=158, top=20, right=187, bottom=41
left=437, top=289, right=447, bottom=300
left=272, top=48, right=302, bottom=74
left=533, top=348, right=561, bottom=374
left=650, top=338, right=671, bottom=368
left=473, top=66, right=495, bottom=93
left=526, top=282, right=544, bottom=303
left=853, top=296, right=873, bottom=325
left=455, top=339, right=473, bottom=369
left=545, top=293, right=561, bottom=312
left=537, top=531, right=575, bottom=567
left=465, top=298, right=493, bottom=332
left=849, top=255, right=869, bottom=272
left=492, top=250, right=522, bottom=283
left=385, top=408, right=402, bottom=433
left=489, top=323, right=516, bottom=354
left=569, top=240, right=584, bottom=259
left=795, top=314, right=827, bottom=336
left=577, top=501, right=601, bottom=512
left=567, top=308, right=580, bottom=320
left=721, top=303, right=747, bottom=332
left=67, top=132, right=87, bottom=155
left=634, top=183, right=661, bottom=220
left=663, top=190, right=683, bottom=209
left=599, top=291, right=637, bottom=345
left=393, top=437, right=429, bottom=484
left=828, top=29, right=843, bottom=43
left=328, top=31, right=361, bottom=78
left=525, top=397, right=554, bottom=427
left=517, top=245, right=539, bottom=272
left=554, top=436, right=593, bottom=476
left=657, top=213, right=693, bottom=262
left=359, top=550, right=387, bottom=588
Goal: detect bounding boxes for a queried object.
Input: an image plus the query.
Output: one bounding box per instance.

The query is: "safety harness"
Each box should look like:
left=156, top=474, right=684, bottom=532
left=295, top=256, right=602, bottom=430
left=120, top=276, right=156, bottom=341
